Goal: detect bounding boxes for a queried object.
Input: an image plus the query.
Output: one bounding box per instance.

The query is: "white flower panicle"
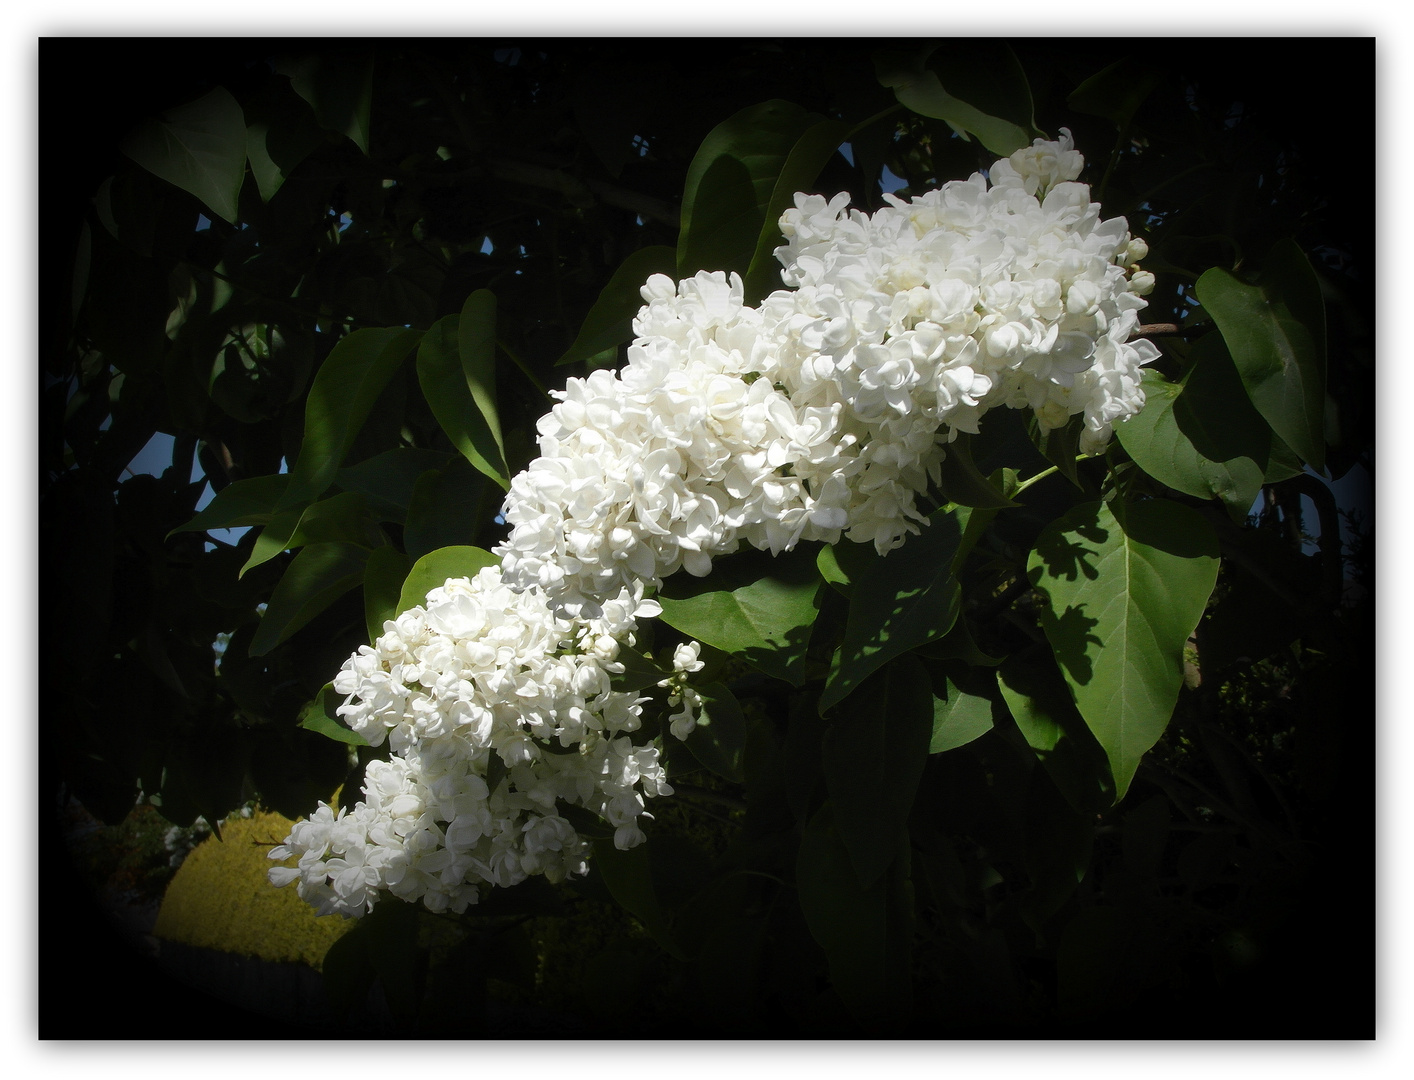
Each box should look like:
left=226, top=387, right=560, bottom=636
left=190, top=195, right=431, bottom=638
left=496, top=130, right=1158, bottom=613
left=268, top=567, right=676, bottom=918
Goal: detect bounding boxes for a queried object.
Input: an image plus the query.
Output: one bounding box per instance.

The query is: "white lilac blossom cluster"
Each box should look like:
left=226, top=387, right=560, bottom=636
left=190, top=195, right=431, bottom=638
left=495, top=131, right=1159, bottom=616
left=268, top=567, right=673, bottom=917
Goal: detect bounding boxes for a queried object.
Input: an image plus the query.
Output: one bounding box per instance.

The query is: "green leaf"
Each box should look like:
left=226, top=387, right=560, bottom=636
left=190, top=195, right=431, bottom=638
left=820, top=509, right=962, bottom=714
left=120, top=86, right=247, bottom=224
left=1021, top=762, right=1094, bottom=927
left=821, top=655, right=934, bottom=887
left=240, top=490, right=382, bottom=577
left=169, top=473, right=290, bottom=536
left=363, top=545, right=410, bottom=642
left=937, top=434, right=1020, bottom=509
left=678, top=100, right=817, bottom=278
left=683, top=682, right=750, bottom=784
left=998, top=645, right=1115, bottom=813
left=930, top=675, right=994, bottom=753
left=402, top=459, right=490, bottom=564
left=250, top=541, right=368, bottom=657
left=742, top=117, right=851, bottom=302
left=396, top=545, right=500, bottom=616
left=796, top=802, right=910, bottom=1028
left=591, top=840, right=688, bottom=960
left=456, top=290, right=509, bottom=480
left=558, top=246, right=678, bottom=367
left=1115, top=338, right=1270, bottom=520
left=609, top=647, right=669, bottom=693
left=874, top=45, right=1032, bottom=157
left=1067, top=57, right=1161, bottom=132
left=280, top=327, right=422, bottom=512
left=299, top=683, right=370, bottom=746
left=415, top=318, right=488, bottom=480
left=949, top=468, right=1019, bottom=577
left=1195, top=240, right=1327, bottom=470
left=1027, top=499, right=1219, bottom=800
left=362, top=899, right=425, bottom=1025
left=657, top=545, right=822, bottom=686
left=1029, top=414, right=1084, bottom=488
left=278, top=52, right=374, bottom=154
left=336, top=448, right=452, bottom=524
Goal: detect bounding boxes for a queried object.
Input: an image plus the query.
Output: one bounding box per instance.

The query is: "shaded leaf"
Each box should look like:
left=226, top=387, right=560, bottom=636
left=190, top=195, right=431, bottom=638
left=678, top=100, right=817, bottom=278
left=363, top=544, right=410, bottom=642
left=742, top=117, right=851, bottom=302
left=1116, top=338, right=1270, bottom=520
left=402, top=459, right=489, bottom=564
left=1067, top=57, right=1161, bottom=131
left=250, top=541, right=368, bottom=656
left=558, top=246, right=678, bottom=367
left=121, top=86, right=247, bottom=224
left=930, top=675, right=995, bottom=753
left=937, top=434, right=1019, bottom=509
left=1195, top=240, right=1327, bottom=470
left=874, top=45, right=1032, bottom=156
left=240, top=490, right=382, bottom=577
left=820, top=509, right=962, bottom=714
left=299, top=683, right=370, bottom=746
left=657, top=545, right=821, bottom=686
left=336, top=447, right=452, bottom=524
left=278, top=52, right=374, bottom=154
left=821, top=655, right=933, bottom=887
left=683, top=682, right=749, bottom=784
left=169, top=473, right=289, bottom=536
left=280, top=327, right=422, bottom=511
left=591, top=840, right=688, bottom=960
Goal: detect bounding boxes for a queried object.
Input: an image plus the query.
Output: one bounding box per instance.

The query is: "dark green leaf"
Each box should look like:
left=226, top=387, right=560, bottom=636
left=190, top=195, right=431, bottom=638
left=930, top=675, right=994, bottom=753
left=363, top=544, right=410, bottom=642
left=657, top=545, right=821, bottom=686
left=169, top=473, right=289, bottom=536
left=456, top=290, right=509, bottom=483
left=678, top=100, right=817, bottom=278
left=796, top=802, right=910, bottom=1028
left=873, top=45, right=1032, bottom=156
left=1027, top=499, right=1219, bottom=800
left=321, top=920, right=376, bottom=1017
left=280, top=327, right=422, bottom=514
left=820, top=509, right=962, bottom=714
left=416, top=312, right=508, bottom=489
left=742, top=118, right=851, bottom=302
left=363, top=899, right=425, bottom=1025
left=820, top=656, right=933, bottom=887
left=558, top=246, right=678, bottom=367
left=120, top=86, right=247, bottom=223
left=1195, top=240, right=1327, bottom=470
left=1028, top=413, right=1084, bottom=488
left=1067, top=57, right=1161, bottom=131
left=402, top=459, right=489, bottom=564
left=937, top=434, right=1020, bottom=509
left=241, top=490, right=382, bottom=576
left=299, top=683, right=370, bottom=746
left=683, top=682, right=750, bottom=783
left=998, top=646, right=1115, bottom=814
left=949, top=469, right=1019, bottom=576
left=250, top=541, right=368, bottom=656
left=1021, top=762, right=1093, bottom=927
left=609, top=647, right=670, bottom=693
left=278, top=52, right=374, bottom=154
left=336, top=448, right=452, bottom=524
left=591, top=839, right=688, bottom=960
left=1116, top=339, right=1270, bottom=520
left=396, top=545, right=500, bottom=616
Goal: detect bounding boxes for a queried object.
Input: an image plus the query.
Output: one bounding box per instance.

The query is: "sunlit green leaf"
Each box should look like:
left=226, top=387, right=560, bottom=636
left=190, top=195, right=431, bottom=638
left=120, top=86, right=247, bottom=224
left=395, top=545, right=500, bottom=616
left=1027, top=499, right=1219, bottom=800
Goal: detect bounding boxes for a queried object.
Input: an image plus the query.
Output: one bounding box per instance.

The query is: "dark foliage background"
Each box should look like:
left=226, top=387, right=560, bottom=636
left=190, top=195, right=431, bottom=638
left=40, top=37, right=1373, bottom=1039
